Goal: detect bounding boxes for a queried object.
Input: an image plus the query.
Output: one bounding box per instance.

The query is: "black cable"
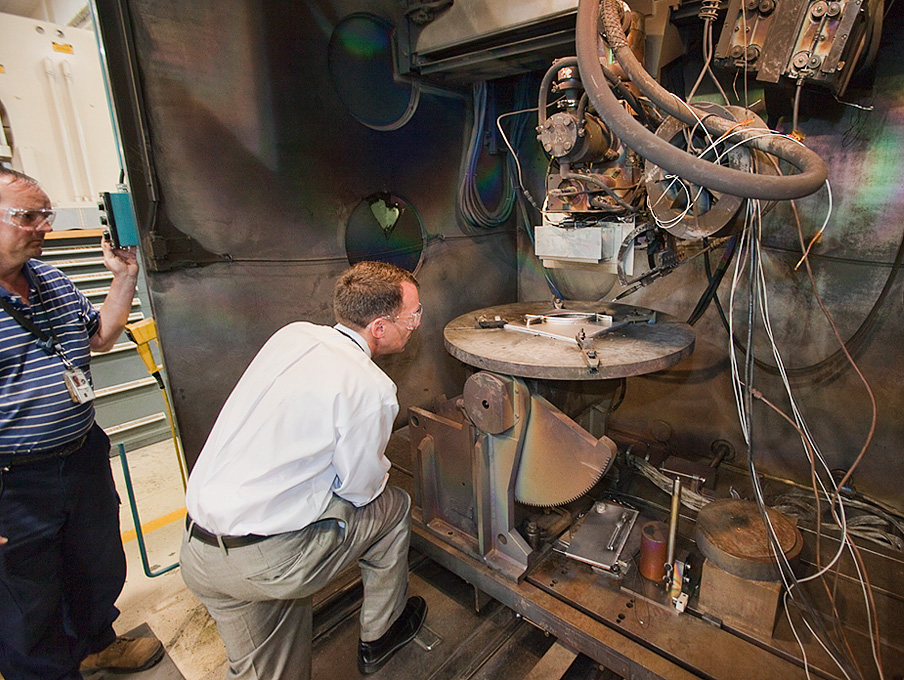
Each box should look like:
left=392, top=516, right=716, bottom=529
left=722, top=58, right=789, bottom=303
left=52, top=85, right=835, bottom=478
left=600, top=65, right=649, bottom=126
left=687, top=235, right=738, bottom=325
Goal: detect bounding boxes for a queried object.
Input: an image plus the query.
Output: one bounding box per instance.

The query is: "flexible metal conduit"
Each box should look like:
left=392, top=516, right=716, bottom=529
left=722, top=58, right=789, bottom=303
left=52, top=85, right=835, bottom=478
left=575, top=0, right=828, bottom=200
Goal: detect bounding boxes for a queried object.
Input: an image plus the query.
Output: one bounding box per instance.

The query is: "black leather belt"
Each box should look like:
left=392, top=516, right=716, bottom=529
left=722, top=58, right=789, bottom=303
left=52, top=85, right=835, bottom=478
left=7, top=433, right=89, bottom=466
left=185, top=516, right=268, bottom=549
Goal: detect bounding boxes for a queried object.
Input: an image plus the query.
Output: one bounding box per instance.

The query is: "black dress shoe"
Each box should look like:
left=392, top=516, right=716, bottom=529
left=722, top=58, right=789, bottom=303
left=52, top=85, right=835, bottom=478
left=357, top=595, right=427, bottom=674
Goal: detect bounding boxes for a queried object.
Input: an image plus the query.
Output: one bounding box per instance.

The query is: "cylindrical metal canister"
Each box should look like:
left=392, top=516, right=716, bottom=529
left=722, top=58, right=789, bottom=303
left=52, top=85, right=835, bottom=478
left=639, top=521, right=669, bottom=581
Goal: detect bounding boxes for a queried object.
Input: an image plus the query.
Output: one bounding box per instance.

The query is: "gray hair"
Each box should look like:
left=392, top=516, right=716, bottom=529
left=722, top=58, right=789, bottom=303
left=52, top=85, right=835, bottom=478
left=0, top=168, right=41, bottom=202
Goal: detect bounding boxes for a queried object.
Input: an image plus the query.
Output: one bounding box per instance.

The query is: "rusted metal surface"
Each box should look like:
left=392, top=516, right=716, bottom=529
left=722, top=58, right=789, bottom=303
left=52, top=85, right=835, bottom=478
left=412, top=523, right=698, bottom=680
left=697, top=560, right=783, bottom=639
left=695, top=499, right=803, bottom=581
left=527, top=551, right=839, bottom=679
left=444, top=301, right=695, bottom=380
left=412, top=522, right=816, bottom=680
left=95, top=0, right=520, bottom=464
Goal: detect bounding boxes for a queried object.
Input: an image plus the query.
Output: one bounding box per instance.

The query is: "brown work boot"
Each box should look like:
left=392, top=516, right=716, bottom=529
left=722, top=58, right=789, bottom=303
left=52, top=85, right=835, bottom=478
left=80, top=636, right=165, bottom=674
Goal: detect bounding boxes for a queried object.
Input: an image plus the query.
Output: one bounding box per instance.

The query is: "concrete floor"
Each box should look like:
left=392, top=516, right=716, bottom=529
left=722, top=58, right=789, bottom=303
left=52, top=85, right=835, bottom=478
left=3, top=438, right=576, bottom=680
left=111, top=438, right=228, bottom=680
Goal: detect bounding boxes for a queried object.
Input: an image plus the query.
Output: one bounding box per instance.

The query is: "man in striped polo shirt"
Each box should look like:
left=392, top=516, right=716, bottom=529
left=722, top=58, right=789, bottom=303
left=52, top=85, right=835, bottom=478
left=0, top=169, right=163, bottom=679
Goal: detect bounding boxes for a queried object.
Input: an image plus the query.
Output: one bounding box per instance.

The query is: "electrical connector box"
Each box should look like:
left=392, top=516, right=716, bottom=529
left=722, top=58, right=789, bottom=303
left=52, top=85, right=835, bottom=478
left=98, top=190, right=139, bottom=248
left=535, top=217, right=634, bottom=274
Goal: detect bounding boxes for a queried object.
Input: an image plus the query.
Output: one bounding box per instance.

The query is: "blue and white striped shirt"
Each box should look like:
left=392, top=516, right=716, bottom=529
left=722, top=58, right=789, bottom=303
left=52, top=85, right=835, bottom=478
left=0, top=259, right=99, bottom=456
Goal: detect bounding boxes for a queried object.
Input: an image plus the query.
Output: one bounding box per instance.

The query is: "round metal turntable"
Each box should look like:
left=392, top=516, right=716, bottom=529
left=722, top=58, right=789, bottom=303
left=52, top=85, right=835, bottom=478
left=444, top=301, right=695, bottom=380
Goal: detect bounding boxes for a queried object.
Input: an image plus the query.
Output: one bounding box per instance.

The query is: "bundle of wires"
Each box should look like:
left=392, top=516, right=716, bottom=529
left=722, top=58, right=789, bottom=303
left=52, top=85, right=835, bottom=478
left=626, top=452, right=713, bottom=512
left=457, top=78, right=533, bottom=230
left=727, top=188, right=884, bottom=680
left=773, top=492, right=904, bottom=552
left=596, top=4, right=886, bottom=672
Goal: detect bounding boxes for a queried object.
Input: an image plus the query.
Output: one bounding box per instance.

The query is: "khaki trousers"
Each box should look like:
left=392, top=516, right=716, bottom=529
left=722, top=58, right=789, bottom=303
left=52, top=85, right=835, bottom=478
left=179, top=486, right=411, bottom=680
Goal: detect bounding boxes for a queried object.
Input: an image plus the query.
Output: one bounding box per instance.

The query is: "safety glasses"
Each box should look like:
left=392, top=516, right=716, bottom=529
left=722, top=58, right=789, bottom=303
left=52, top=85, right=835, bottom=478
left=1, top=207, right=56, bottom=230
left=389, top=303, right=423, bottom=331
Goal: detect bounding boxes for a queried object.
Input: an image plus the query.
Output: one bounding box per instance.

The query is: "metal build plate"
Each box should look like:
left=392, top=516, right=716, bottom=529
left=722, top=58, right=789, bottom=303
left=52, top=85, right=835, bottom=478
left=444, top=301, right=695, bottom=380
left=565, top=502, right=639, bottom=572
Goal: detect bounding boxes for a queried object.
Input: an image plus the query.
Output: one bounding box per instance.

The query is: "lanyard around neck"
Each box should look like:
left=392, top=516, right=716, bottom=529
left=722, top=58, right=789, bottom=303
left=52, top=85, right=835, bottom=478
left=335, top=327, right=367, bottom=353
left=0, top=281, right=71, bottom=365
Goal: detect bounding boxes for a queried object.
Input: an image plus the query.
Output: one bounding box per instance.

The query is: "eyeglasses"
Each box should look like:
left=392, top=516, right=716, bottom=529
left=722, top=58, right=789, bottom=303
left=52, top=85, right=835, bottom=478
left=388, top=303, right=422, bottom=331
left=1, top=207, right=56, bottom=230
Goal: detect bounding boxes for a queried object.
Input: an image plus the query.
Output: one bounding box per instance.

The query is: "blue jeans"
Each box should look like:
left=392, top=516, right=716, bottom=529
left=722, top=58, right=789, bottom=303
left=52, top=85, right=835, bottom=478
left=0, top=424, right=125, bottom=680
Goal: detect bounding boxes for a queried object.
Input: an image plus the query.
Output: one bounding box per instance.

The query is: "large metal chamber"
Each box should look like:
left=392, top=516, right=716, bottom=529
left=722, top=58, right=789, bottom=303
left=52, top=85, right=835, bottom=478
left=92, top=1, right=904, bottom=677
left=96, top=0, right=904, bottom=511
left=95, top=0, right=521, bottom=462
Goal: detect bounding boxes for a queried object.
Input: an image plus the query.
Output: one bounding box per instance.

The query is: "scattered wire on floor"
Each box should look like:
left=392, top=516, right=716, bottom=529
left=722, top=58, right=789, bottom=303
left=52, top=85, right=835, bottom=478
left=773, top=493, right=904, bottom=551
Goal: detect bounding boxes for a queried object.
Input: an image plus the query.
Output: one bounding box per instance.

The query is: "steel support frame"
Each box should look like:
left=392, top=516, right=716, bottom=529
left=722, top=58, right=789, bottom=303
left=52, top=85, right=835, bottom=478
left=411, top=523, right=698, bottom=680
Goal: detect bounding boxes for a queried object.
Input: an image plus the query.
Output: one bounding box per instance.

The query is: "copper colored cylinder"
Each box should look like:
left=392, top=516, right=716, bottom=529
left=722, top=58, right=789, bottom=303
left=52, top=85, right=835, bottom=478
left=639, top=521, right=669, bottom=581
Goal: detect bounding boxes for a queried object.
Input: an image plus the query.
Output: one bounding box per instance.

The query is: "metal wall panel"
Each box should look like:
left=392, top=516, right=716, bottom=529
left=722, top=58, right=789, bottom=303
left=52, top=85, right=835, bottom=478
left=95, top=0, right=904, bottom=515
left=95, top=0, right=518, bottom=463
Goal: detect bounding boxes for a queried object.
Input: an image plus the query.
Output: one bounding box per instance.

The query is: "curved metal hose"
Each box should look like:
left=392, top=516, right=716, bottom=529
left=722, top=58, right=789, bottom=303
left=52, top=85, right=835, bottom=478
left=575, top=0, right=828, bottom=200
left=538, top=57, right=578, bottom=126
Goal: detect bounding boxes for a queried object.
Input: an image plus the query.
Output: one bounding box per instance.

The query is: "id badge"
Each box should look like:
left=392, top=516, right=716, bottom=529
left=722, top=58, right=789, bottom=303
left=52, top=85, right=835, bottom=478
left=63, top=367, right=95, bottom=404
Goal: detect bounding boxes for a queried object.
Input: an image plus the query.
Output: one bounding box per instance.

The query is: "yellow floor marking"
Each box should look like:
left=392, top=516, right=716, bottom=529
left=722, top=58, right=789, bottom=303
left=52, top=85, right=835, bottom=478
left=121, top=507, right=187, bottom=543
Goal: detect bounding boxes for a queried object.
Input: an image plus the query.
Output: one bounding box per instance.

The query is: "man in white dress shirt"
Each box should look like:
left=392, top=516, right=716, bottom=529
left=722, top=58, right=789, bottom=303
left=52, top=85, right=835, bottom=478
left=180, top=261, right=427, bottom=679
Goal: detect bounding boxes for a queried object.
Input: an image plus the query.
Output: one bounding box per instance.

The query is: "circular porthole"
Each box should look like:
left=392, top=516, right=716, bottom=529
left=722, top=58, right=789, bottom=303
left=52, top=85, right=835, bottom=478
left=328, top=13, right=419, bottom=131
left=345, top=193, right=425, bottom=273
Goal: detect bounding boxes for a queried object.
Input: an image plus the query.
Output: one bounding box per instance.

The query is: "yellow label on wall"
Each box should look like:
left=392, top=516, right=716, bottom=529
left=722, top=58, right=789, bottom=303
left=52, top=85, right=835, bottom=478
left=52, top=43, right=74, bottom=54
left=0, top=64, right=5, bottom=74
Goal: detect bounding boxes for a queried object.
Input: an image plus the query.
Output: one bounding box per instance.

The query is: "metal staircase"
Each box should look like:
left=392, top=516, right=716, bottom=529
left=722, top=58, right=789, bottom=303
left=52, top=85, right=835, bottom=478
left=41, top=228, right=171, bottom=452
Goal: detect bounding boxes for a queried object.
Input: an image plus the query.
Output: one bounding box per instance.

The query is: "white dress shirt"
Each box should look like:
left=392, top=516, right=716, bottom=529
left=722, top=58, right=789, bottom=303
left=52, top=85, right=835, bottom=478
left=185, top=322, right=398, bottom=535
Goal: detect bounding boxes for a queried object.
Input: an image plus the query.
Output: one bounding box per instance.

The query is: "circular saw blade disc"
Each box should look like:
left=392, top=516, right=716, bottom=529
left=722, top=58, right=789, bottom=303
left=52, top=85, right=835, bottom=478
left=514, top=396, right=617, bottom=507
